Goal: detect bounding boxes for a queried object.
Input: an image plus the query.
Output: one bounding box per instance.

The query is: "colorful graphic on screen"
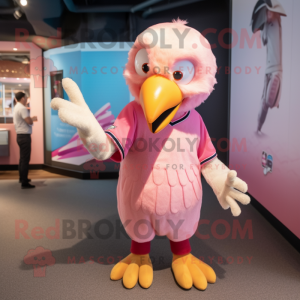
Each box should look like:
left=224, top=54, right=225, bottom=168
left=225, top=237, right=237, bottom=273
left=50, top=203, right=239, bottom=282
left=51, top=103, right=115, bottom=165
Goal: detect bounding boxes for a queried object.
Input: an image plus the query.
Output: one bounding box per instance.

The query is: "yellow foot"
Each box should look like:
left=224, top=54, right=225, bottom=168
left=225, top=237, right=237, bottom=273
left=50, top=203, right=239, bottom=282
left=110, top=253, right=153, bottom=289
left=172, top=253, right=216, bottom=290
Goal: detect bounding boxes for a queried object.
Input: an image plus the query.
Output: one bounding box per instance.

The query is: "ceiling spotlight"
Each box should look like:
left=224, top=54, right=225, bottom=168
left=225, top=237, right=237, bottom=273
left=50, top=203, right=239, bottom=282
left=13, top=48, right=18, bottom=51
left=17, top=78, right=20, bottom=80
left=19, top=84, right=22, bottom=86
left=13, top=8, right=23, bottom=19
left=20, top=0, right=28, bottom=6
left=22, top=58, right=30, bottom=64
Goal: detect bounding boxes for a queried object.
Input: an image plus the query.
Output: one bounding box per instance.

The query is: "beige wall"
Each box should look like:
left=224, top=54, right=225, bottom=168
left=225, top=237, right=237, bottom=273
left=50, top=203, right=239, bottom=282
left=0, top=42, right=44, bottom=165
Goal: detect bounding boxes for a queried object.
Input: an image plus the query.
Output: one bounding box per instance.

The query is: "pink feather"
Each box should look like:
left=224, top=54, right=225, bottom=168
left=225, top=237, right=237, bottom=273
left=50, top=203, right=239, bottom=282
left=172, top=18, right=188, bottom=25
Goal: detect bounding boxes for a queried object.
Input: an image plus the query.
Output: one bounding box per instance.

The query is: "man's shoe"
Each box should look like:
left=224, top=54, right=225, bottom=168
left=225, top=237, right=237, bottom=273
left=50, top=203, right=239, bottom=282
left=19, top=179, right=31, bottom=183
left=21, top=183, right=35, bottom=189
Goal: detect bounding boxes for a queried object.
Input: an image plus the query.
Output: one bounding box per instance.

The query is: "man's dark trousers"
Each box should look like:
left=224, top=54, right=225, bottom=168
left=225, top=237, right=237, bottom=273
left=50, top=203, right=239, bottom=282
left=17, top=134, right=31, bottom=184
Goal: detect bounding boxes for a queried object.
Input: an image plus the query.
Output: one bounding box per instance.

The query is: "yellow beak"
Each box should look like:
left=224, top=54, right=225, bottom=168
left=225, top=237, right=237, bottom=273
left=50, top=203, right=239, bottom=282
left=139, top=75, right=183, bottom=134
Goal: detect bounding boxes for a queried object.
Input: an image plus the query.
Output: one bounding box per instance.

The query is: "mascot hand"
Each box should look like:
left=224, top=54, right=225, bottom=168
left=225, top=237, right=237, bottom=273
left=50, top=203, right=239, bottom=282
left=51, top=78, right=100, bottom=138
left=215, top=170, right=250, bottom=216
left=51, top=78, right=116, bottom=160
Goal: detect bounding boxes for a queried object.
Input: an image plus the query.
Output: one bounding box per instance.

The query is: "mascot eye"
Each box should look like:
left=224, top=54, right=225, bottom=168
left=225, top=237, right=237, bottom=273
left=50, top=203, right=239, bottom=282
left=142, top=63, right=149, bottom=74
left=135, top=48, right=149, bottom=77
left=171, top=60, right=195, bottom=85
left=173, top=71, right=183, bottom=81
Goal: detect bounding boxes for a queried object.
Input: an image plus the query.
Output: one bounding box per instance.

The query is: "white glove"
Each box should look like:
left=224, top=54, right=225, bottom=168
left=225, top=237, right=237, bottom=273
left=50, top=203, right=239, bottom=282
left=50, top=78, right=116, bottom=161
left=201, top=158, right=251, bottom=216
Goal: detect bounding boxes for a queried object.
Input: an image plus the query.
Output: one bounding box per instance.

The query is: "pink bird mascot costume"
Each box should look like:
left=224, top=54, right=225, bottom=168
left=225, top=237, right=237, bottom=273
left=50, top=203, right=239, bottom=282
left=51, top=19, right=250, bottom=290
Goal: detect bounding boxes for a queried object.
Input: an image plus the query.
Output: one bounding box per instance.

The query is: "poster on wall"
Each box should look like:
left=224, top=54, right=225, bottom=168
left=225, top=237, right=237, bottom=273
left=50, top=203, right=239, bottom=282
left=43, top=43, right=133, bottom=172
left=230, top=0, right=300, bottom=238
left=50, top=70, right=63, bottom=99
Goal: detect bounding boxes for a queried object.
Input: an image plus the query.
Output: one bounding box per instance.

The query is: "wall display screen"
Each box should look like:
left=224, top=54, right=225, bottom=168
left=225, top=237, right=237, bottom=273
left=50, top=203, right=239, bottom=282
left=230, top=0, right=300, bottom=238
left=43, top=43, right=133, bottom=173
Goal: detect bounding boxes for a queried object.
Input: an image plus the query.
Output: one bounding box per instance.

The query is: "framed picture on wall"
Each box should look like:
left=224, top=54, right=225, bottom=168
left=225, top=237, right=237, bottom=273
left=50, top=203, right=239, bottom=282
left=50, top=70, right=63, bottom=99
left=230, top=0, right=300, bottom=240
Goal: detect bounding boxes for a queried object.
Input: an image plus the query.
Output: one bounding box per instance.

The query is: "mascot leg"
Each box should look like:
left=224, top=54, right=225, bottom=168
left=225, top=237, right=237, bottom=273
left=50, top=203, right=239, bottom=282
left=110, top=240, right=153, bottom=289
left=257, top=102, right=269, bottom=132
left=171, top=239, right=216, bottom=290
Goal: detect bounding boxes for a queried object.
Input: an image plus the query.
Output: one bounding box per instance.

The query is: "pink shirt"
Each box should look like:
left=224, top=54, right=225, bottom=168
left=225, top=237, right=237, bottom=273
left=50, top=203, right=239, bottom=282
left=105, top=101, right=217, bottom=242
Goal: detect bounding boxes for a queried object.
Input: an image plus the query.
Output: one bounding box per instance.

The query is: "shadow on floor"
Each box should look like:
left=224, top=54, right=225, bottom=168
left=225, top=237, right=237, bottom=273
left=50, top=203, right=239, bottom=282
left=19, top=213, right=227, bottom=279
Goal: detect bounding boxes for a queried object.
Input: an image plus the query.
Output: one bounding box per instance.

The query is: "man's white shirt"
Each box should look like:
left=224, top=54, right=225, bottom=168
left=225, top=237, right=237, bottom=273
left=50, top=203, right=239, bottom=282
left=13, top=102, right=32, bottom=134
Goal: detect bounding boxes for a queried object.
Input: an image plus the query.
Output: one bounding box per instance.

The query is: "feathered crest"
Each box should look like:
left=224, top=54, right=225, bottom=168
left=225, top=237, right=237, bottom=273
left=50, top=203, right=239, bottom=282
left=172, top=18, right=188, bottom=25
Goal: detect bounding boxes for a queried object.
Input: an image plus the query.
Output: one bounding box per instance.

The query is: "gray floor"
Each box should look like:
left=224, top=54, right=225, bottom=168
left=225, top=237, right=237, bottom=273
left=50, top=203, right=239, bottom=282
left=0, top=177, right=300, bottom=300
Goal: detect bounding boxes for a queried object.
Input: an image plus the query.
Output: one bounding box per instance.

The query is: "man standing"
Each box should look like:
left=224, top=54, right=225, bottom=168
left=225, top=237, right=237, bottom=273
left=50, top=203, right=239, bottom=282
left=13, top=92, right=37, bottom=189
